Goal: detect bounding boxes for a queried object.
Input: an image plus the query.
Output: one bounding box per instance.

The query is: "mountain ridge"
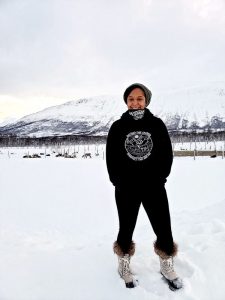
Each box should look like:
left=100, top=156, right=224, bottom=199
left=1, top=83, right=225, bottom=137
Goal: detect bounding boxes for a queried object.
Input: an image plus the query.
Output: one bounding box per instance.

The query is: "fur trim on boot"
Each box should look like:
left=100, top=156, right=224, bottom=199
left=153, top=241, right=178, bottom=259
left=113, top=241, right=135, bottom=257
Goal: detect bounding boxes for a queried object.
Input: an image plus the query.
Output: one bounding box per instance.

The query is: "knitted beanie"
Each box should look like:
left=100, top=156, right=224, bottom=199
left=123, top=83, right=152, bottom=107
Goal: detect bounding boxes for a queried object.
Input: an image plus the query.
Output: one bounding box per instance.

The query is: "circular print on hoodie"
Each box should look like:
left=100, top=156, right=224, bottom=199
left=125, top=131, right=153, bottom=161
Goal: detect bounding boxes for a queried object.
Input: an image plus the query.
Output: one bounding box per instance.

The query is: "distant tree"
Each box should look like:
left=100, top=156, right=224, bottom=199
left=211, top=116, right=223, bottom=129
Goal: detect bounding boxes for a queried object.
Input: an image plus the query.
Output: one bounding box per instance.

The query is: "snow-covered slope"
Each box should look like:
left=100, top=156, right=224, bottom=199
left=0, top=117, right=18, bottom=127
left=151, top=82, right=225, bottom=130
left=0, top=95, right=125, bottom=137
left=0, top=154, right=225, bottom=300
left=0, top=82, right=225, bottom=137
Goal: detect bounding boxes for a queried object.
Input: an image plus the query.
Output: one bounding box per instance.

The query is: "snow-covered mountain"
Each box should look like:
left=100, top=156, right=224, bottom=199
left=0, top=83, right=225, bottom=137
left=0, top=117, right=19, bottom=127
left=0, top=95, right=124, bottom=137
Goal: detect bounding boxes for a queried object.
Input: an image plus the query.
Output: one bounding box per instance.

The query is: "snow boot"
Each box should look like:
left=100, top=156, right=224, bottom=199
left=113, top=241, right=137, bottom=288
left=154, top=242, right=183, bottom=291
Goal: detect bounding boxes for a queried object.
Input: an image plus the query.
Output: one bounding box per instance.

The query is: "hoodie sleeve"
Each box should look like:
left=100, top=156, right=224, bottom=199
left=106, top=122, right=120, bottom=186
left=157, top=119, right=173, bottom=180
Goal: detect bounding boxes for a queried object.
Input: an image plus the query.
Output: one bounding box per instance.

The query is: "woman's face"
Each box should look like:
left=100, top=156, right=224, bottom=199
left=127, top=88, right=146, bottom=109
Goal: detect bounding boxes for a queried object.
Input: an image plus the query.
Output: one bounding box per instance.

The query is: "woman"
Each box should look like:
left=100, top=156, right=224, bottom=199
left=106, top=83, right=182, bottom=290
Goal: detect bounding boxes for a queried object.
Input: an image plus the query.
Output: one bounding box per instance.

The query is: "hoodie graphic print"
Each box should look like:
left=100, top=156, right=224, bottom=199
left=125, top=131, right=153, bottom=161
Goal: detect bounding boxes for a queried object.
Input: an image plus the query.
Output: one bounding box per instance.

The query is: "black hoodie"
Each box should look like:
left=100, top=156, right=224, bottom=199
left=106, top=108, right=173, bottom=187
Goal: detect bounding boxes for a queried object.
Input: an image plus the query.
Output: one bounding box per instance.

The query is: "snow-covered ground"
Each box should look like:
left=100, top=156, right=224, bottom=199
left=0, top=145, right=106, bottom=160
left=0, top=140, right=225, bottom=160
left=173, top=141, right=225, bottom=152
left=0, top=148, right=225, bottom=300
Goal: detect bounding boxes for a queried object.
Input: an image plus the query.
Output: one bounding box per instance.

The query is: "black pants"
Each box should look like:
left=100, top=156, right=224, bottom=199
left=115, top=184, right=174, bottom=256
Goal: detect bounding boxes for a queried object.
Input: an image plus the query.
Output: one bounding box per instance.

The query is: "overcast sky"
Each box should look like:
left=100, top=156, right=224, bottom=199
left=0, top=0, right=225, bottom=121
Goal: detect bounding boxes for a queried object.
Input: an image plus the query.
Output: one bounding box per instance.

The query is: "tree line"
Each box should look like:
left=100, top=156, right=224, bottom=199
left=0, top=130, right=225, bottom=147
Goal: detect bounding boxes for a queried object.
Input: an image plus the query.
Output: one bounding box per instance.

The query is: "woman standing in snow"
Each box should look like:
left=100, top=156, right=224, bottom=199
left=106, top=83, right=182, bottom=290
